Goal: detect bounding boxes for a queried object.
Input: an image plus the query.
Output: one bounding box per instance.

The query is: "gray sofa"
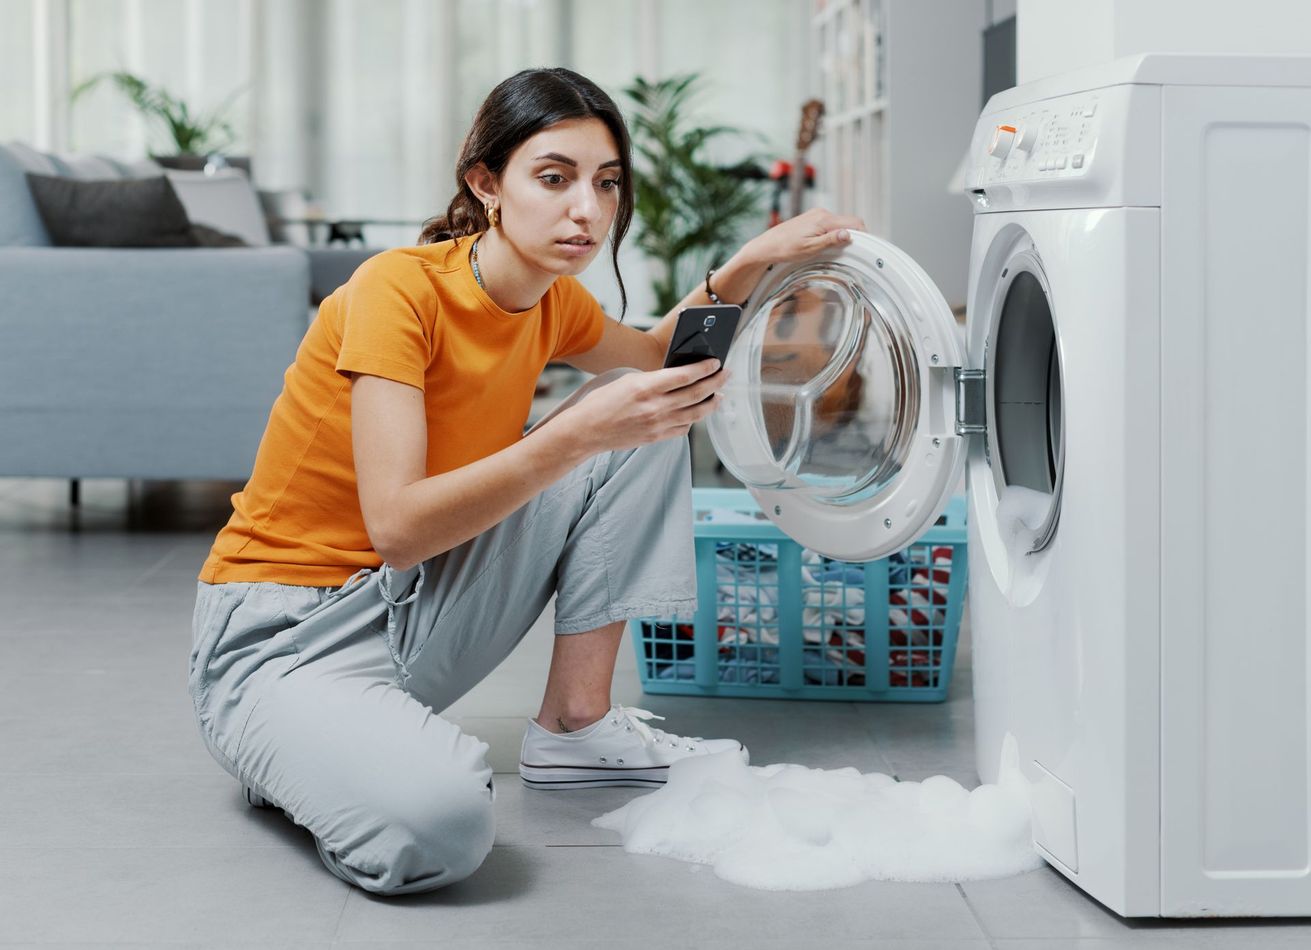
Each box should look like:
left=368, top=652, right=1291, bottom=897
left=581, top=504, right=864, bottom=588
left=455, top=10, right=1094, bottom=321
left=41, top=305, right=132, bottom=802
left=0, top=142, right=366, bottom=483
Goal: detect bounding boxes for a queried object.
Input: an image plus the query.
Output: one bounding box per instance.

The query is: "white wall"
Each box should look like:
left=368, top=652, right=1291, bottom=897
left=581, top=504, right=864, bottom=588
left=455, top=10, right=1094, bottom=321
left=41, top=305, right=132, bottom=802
left=1017, top=0, right=1311, bottom=84
left=989, top=0, right=1015, bottom=23
left=885, top=0, right=986, bottom=308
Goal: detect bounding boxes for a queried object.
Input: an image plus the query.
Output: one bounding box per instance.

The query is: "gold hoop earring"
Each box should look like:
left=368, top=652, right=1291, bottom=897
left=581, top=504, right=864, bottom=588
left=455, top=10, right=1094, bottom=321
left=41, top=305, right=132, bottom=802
left=486, top=203, right=500, bottom=229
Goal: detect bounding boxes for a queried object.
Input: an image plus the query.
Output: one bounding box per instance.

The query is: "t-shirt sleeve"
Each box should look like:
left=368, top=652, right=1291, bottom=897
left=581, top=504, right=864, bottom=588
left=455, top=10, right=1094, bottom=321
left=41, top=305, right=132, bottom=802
left=551, top=276, right=610, bottom=359
left=334, top=252, right=435, bottom=390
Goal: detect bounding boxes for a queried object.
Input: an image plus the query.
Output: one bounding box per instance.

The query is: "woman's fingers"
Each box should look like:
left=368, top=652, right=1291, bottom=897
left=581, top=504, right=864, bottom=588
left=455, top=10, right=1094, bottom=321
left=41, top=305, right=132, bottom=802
left=795, top=227, right=849, bottom=254
left=806, top=208, right=864, bottom=232
left=758, top=209, right=869, bottom=264
left=649, top=357, right=720, bottom=393
left=830, top=213, right=865, bottom=231
left=666, top=392, right=723, bottom=428
left=667, top=368, right=730, bottom=409
left=812, top=214, right=863, bottom=244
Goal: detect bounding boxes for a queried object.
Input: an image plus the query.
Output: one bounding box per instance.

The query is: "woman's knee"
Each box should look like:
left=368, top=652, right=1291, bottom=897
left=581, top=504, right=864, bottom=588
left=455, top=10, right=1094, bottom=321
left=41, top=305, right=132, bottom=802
left=344, top=777, right=497, bottom=896
left=640, top=433, right=692, bottom=462
left=606, top=434, right=691, bottom=485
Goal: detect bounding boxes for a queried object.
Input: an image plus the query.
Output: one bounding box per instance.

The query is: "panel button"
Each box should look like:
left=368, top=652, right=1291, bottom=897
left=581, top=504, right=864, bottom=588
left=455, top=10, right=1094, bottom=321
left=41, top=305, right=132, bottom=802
left=1056, top=155, right=1067, bottom=169
left=1083, top=103, right=1097, bottom=118
left=1071, top=153, right=1085, bottom=169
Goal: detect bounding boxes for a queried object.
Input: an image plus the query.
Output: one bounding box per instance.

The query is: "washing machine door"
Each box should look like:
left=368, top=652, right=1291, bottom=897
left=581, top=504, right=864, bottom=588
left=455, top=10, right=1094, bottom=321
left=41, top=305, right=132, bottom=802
left=705, top=230, right=970, bottom=561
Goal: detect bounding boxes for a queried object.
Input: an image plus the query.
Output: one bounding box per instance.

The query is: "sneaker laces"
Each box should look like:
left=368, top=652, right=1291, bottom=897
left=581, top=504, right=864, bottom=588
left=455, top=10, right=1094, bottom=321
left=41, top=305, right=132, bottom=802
left=613, top=705, right=703, bottom=752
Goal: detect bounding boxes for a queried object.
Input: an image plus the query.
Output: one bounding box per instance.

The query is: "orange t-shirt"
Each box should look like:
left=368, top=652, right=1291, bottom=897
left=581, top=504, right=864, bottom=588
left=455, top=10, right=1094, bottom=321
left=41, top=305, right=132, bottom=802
left=199, top=235, right=608, bottom=586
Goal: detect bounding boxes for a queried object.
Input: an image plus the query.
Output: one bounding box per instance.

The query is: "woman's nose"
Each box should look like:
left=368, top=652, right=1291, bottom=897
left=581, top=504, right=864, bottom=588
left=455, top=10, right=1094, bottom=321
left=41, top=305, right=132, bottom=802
left=570, top=182, right=600, bottom=221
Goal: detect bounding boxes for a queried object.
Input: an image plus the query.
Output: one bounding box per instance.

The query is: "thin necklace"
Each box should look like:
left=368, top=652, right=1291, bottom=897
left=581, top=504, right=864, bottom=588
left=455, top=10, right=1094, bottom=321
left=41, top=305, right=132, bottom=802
left=470, top=237, right=485, bottom=290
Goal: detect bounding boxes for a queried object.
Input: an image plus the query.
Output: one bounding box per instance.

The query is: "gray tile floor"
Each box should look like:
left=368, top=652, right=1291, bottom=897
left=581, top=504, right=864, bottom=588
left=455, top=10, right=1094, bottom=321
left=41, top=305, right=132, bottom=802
left=3, top=466, right=1310, bottom=948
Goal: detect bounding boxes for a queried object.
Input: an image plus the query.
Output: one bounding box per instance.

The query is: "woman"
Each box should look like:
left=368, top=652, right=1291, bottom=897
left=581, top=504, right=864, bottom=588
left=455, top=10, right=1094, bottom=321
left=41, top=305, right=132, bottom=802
left=188, top=66, right=861, bottom=896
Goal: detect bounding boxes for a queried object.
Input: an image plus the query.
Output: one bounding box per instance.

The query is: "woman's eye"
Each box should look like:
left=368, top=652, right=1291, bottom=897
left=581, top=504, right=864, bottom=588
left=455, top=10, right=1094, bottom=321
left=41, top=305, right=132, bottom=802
left=599, top=178, right=621, bottom=191
left=539, top=174, right=566, bottom=186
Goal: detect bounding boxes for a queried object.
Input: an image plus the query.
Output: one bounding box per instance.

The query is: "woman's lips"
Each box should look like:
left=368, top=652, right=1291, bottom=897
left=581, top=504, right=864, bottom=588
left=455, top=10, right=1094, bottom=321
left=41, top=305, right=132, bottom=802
left=556, top=240, right=595, bottom=256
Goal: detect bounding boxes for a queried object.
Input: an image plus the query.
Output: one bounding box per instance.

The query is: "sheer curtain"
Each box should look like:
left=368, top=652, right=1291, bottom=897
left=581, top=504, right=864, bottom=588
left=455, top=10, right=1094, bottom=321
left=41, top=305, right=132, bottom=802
left=2, top=0, right=810, bottom=315
left=0, top=0, right=39, bottom=145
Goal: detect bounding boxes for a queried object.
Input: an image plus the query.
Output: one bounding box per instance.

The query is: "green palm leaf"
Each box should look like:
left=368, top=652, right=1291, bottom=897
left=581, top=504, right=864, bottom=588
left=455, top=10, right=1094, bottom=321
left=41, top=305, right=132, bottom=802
left=71, top=71, right=246, bottom=156
left=623, top=73, right=767, bottom=313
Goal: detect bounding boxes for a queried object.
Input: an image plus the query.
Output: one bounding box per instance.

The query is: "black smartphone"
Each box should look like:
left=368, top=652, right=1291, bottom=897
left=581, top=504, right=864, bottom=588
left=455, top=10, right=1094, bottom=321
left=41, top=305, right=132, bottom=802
left=661, top=304, right=742, bottom=370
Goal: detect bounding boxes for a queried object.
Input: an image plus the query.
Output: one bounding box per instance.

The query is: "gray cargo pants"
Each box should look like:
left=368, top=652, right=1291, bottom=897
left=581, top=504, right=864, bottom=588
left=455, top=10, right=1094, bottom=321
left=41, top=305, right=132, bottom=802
left=187, top=434, right=696, bottom=896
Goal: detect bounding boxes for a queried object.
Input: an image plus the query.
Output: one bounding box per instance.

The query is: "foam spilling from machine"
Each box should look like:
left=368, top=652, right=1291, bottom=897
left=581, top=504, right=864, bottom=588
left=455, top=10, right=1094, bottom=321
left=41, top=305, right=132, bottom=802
left=592, top=735, right=1041, bottom=891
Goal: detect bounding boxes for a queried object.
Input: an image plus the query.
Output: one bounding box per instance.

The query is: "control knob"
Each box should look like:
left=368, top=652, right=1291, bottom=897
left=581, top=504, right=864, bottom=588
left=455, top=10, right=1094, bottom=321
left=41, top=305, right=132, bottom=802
left=989, top=125, right=1017, bottom=160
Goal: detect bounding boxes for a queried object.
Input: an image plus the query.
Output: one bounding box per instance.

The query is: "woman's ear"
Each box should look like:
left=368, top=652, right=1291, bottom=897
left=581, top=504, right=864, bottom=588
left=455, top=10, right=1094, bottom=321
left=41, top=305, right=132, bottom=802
left=464, top=163, right=499, bottom=205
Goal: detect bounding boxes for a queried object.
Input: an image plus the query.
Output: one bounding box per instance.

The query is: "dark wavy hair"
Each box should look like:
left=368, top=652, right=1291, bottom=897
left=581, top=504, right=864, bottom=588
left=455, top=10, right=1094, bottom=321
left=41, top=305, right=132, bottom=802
left=419, top=67, right=634, bottom=319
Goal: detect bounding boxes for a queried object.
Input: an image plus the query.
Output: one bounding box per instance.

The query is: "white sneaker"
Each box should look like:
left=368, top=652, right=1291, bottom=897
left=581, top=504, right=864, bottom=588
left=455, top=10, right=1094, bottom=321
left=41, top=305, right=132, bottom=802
left=519, top=704, right=749, bottom=790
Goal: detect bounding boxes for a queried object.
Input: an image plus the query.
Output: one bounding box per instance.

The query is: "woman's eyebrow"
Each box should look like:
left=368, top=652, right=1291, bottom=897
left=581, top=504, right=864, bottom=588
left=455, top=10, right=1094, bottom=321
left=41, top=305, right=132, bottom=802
left=533, top=152, right=622, bottom=170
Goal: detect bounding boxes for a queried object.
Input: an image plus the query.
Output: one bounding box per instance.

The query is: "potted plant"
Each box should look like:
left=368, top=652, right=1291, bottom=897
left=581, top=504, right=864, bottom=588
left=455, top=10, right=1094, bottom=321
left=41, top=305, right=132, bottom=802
left=622, top=74, right=767, bottom=315
left=71, top=71, right=250, bottom=175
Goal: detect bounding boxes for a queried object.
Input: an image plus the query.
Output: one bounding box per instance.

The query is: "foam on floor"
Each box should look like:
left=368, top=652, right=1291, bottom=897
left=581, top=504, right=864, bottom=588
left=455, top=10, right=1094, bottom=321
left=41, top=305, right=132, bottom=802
left=591, top=735, right=1043, bottom=891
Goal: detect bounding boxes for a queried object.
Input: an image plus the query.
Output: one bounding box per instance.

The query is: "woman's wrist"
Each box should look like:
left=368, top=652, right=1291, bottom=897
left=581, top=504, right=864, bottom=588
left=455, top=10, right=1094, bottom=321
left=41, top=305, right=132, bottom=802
left=708, top=244, right=774, bottom=308
left=532, top=405, right=599, bottom=463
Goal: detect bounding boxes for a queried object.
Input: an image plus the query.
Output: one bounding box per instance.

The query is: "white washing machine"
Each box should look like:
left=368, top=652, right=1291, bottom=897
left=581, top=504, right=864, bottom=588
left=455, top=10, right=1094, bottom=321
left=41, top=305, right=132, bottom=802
left=706, top=54, right=1311, bottom=917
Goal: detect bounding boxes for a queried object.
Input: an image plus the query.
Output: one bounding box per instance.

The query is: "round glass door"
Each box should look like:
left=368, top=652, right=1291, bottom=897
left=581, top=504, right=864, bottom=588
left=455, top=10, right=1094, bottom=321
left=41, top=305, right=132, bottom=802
left=708, top=266, right=919, bottom=501
left=707, top=231, right=968, bottom=561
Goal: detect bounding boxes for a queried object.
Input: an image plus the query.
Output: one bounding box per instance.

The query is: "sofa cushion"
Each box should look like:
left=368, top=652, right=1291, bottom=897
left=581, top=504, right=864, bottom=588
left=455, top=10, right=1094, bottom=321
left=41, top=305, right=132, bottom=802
left=25, top=173, right=197, bottom=247
left=0, top=141, right=56, bottom=245
left=190, top=223, right=247, bottom=247
left=165, top=168, right=271, bottom=246
left=48, top=153, right=124, bottom=179
left=4, top=141, right=58, bottom=174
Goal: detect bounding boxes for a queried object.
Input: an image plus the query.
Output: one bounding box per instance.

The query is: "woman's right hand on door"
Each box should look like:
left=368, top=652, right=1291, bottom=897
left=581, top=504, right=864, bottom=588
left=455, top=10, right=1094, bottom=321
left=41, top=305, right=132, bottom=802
left=560, top=358, right=729, bottom=455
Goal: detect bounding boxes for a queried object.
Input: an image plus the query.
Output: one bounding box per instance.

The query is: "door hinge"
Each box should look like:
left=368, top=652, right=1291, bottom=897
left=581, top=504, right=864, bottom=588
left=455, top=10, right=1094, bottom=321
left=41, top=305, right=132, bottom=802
left=954, top=368, right=986, bottom=435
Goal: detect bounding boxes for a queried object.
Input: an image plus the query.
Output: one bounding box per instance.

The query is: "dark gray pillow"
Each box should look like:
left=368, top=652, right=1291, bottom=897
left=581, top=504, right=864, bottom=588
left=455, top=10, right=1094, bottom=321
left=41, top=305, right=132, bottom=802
left=24, top=173, right=198, bottom=247
left=189, top=222, right=247, bottom=247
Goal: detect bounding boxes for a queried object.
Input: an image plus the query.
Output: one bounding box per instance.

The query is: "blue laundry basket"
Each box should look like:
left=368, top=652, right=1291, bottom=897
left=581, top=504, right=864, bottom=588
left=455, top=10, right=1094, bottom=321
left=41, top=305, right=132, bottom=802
left=631, top=488, right=969, bottom=702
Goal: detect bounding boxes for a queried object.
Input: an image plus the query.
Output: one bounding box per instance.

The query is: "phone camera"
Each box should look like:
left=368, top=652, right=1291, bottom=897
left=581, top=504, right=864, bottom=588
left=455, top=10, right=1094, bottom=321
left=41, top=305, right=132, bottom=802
left=703, top=315, right=717, bottom=328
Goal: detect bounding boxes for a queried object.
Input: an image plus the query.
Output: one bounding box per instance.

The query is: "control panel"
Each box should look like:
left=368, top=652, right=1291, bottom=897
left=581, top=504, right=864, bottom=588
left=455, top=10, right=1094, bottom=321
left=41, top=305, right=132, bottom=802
left=976, top=93, right=1101, bottom=185
left=966, top=80, right=1160, bottom=211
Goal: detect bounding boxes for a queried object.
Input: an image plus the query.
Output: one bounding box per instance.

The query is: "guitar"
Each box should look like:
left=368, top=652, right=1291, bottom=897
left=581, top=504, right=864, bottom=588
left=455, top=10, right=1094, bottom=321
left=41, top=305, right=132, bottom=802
left=787, top=98, right=825, bottom=219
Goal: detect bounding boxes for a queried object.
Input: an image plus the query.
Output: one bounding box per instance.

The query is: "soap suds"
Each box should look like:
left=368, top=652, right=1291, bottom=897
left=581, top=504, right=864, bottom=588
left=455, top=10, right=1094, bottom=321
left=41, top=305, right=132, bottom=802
left=591, top=735, right=1042, bottom=890
left=996, top=485, right=1052, bottom=561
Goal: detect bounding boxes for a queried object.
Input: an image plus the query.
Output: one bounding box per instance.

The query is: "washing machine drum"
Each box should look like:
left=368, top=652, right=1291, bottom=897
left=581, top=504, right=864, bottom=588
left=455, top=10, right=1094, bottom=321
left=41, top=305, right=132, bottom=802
left=706, top=231, right=968, bottom=562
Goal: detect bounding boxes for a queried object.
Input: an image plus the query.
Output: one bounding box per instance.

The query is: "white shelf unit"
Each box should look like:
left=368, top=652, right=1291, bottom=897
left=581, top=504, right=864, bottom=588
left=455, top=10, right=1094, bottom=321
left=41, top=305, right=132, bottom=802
left=811, top=0, right=985, bottom=308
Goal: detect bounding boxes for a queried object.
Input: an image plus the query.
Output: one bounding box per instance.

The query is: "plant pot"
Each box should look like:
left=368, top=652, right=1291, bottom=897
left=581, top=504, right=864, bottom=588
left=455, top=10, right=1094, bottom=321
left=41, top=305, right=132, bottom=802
left=151, top=153, right=253, bottom=177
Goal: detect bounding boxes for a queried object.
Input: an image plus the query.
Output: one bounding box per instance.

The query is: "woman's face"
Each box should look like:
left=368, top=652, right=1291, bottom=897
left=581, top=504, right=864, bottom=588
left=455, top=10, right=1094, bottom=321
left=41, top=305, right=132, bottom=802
left=494, top=117, right=622, bottom=276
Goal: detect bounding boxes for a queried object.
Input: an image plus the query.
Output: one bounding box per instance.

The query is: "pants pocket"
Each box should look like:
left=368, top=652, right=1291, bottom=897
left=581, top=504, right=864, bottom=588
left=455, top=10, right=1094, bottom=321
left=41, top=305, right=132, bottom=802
left=378, top=563, right=426, bottom=677
left=192, top=584, right=297, bottom=758
left=189, top=583, right=241, bottom=726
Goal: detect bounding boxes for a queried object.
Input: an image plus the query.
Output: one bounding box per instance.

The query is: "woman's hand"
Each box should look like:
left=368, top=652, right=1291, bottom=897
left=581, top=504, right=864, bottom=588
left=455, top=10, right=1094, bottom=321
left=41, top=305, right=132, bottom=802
left=743, top=207, right=867, bottom=268
left=559, top=358, right=729, bottom=456
left=699, top=208, right=867, bottom=307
